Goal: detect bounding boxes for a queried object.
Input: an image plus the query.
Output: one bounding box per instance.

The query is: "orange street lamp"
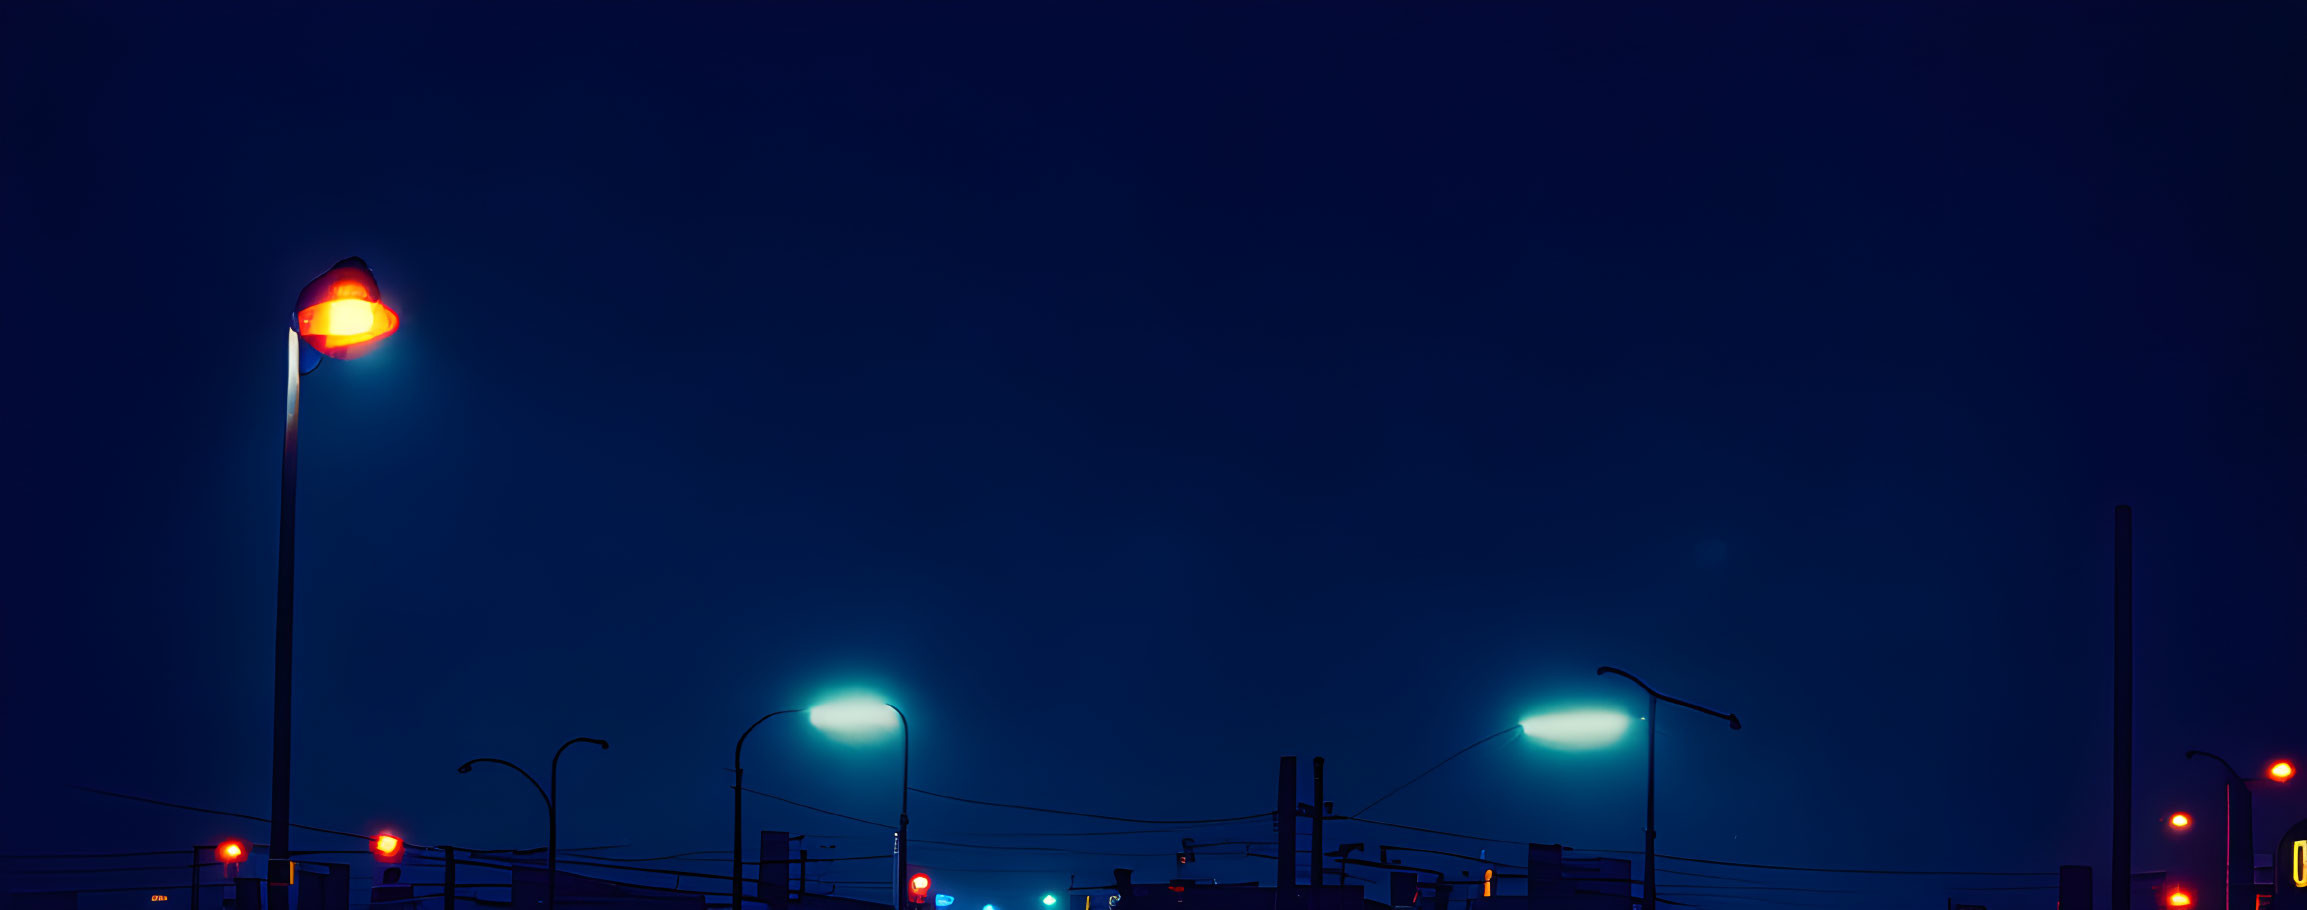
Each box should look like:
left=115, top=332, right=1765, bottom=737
left=270, top=257, right=400, bottom=888
left=2169, top=813, right=2192, bottom=830
left=2270, top=761, right=2296, bottom=783
left=2168, top=890, right=2193, bottom=907
left=371, top=833, right=403, bottom=861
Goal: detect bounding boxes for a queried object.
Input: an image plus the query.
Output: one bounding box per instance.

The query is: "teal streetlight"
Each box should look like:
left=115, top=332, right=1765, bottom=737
left=808, top=698, right=910, bottom=910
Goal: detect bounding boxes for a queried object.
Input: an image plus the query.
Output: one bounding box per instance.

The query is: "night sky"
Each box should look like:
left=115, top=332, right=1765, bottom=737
left=5, top=4, right=2305, bottom=909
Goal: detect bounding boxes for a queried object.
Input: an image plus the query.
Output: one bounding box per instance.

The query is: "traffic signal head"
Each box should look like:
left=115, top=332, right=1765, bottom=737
left=2271, top=760, right=2296, bottom=783
left=217, top=842, right=246, bottom=864
left=371, top=833, right=403, bottom=861
left=907, top=874, right=932, bottom=904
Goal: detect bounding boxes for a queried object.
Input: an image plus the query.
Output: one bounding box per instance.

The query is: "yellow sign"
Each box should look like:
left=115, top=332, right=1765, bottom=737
left=2293, top=839, right=2306, bottom=888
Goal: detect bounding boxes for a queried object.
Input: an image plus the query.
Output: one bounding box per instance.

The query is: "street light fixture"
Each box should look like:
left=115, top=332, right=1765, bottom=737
left=1597, top=666, right=1741, bottom=910
left=2184, top=750, right=2293, bottom=910
left=2169, top=813, right=2192, bottom=830
left=808, top=698, right=911, bottom=910
left=269, top=257, right=401, bottom=887
left=733, top=708, right=804, bottom=910
left=458, top=737, right=608, bottom=910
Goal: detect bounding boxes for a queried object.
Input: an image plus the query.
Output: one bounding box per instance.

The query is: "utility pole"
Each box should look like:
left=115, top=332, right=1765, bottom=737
left=1310, top=758, right=1325, bottom=892
left=1277, top=757, right=1298, bottom=899
left=2115, top=505, right=2133, bottom=910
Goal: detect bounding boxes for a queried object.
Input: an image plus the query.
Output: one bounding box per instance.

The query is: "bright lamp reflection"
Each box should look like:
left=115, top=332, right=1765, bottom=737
left=810, top=697, right=900, bottom=744
left=1520, top=709, right=1632, bottom=749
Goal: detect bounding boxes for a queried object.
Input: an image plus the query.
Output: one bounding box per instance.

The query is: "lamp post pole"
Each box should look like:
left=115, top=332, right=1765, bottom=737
left=734, top=710, right=801, bottom=910
left=269, top=257, right=397, bottom=890
left=894, top=706, right=911, bottom=910
left=269, top=328, right=301, bottom=889
left=2185, top=751, right=2261, bottom=910
left=461, top=737, right=606, bottom=910
left=1597, top=666, right=1741, bottom=910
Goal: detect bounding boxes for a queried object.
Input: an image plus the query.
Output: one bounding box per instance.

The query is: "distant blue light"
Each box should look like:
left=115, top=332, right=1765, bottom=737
left=935, top=897, right=954, bottom=908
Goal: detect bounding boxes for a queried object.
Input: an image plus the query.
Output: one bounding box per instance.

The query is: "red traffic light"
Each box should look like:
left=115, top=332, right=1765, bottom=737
left=907, top=874, right=932, bottom=903
left=216, top=842, right=246, bottom=864
left=371, top=833, right=403, bottom=860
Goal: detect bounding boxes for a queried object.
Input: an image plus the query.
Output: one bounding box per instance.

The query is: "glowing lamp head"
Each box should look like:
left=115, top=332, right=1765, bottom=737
left=906, top=874, right=931, bottom=904
left=217, top=842, right=246, bottom=863
left=1043, top=897, right=1058, bottom=907
left=294, top=257, right=398, bottom=359
left=2168, top=891, right=2192, bottom=907
left=2168, top=812, right=2191, bottom=829
left=371, top=833, right=402, bottom=860
left=811, top=697, right=902, bottom=744
left=2270, top=761, right=2296, bottom=783
left=1520, top=709, right=1633, bottom=750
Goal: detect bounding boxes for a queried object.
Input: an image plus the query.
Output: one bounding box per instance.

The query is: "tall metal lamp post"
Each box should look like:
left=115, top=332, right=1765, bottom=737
left=1597, top=666, right=1741, bottom=910
left=459, top=737, right=609, bottom=910
left=270, top=258, right=402, bottom=888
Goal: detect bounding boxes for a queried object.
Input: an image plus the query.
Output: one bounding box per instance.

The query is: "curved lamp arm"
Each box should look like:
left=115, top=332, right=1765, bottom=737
left=554, top=737, right=610, bottom=783
left=736, top=710, right=803, bottom=770
left=1598, top=666, right=1743, bottom=730
left=2186, top=749, right=2247, bottom=783
left=889, top=704, right=911, bottom=822
left=459, top=757, right=551, bottom=811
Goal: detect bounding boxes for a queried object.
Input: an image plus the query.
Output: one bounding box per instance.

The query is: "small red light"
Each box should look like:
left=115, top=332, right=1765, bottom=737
left=150, top=896, right=170, bottom=902
left=1167, top=886, right=1184, bottom=893
left=911, top=876, right=929, bottom=890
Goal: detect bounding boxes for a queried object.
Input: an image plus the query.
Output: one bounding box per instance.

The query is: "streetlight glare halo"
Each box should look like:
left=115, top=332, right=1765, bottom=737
left=810, top=697, right=901, bottom=739
left=1519, top=709, right=1632, bottom=749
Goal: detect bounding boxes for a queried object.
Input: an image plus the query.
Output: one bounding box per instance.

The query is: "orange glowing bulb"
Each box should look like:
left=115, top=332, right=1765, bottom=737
left=217, top=842, right=245, bottom=862
left=912, top=876, right=930, bottom=890
left=2169, top=813, right=2192, bottom=829
left=2270, top=761, right=2296, bottom=782
left=317, top=298, right=376, bottom=336
left=372, top=834, right=401, bottom=858
left=2168, top=892, right=2192, bottom=907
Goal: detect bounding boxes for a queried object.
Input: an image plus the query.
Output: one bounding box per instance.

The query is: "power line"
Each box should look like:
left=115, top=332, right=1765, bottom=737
left=906, top=787, right=1270, bottom=825
left=736, top=786, right=885, bottom=829
left=1352, top=726, right=1519, bottom=818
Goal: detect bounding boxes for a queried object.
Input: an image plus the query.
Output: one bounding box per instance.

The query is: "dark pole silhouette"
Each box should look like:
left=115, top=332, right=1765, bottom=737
left=892, top=706, right=911, bottom=910
left=2115, top=505, right=2133, bottom=910
left=734, top=710, right=802, bottom=910
left=1597, top=666, right=1741, bottom=910
left=2186, top=750, right=2265, bottom=910
left=460, top=737, right=609, bottom=910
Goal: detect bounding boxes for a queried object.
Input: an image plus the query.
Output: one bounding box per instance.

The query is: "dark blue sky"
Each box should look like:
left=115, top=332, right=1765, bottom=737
left=5, top=4, right=2305, bottom=909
